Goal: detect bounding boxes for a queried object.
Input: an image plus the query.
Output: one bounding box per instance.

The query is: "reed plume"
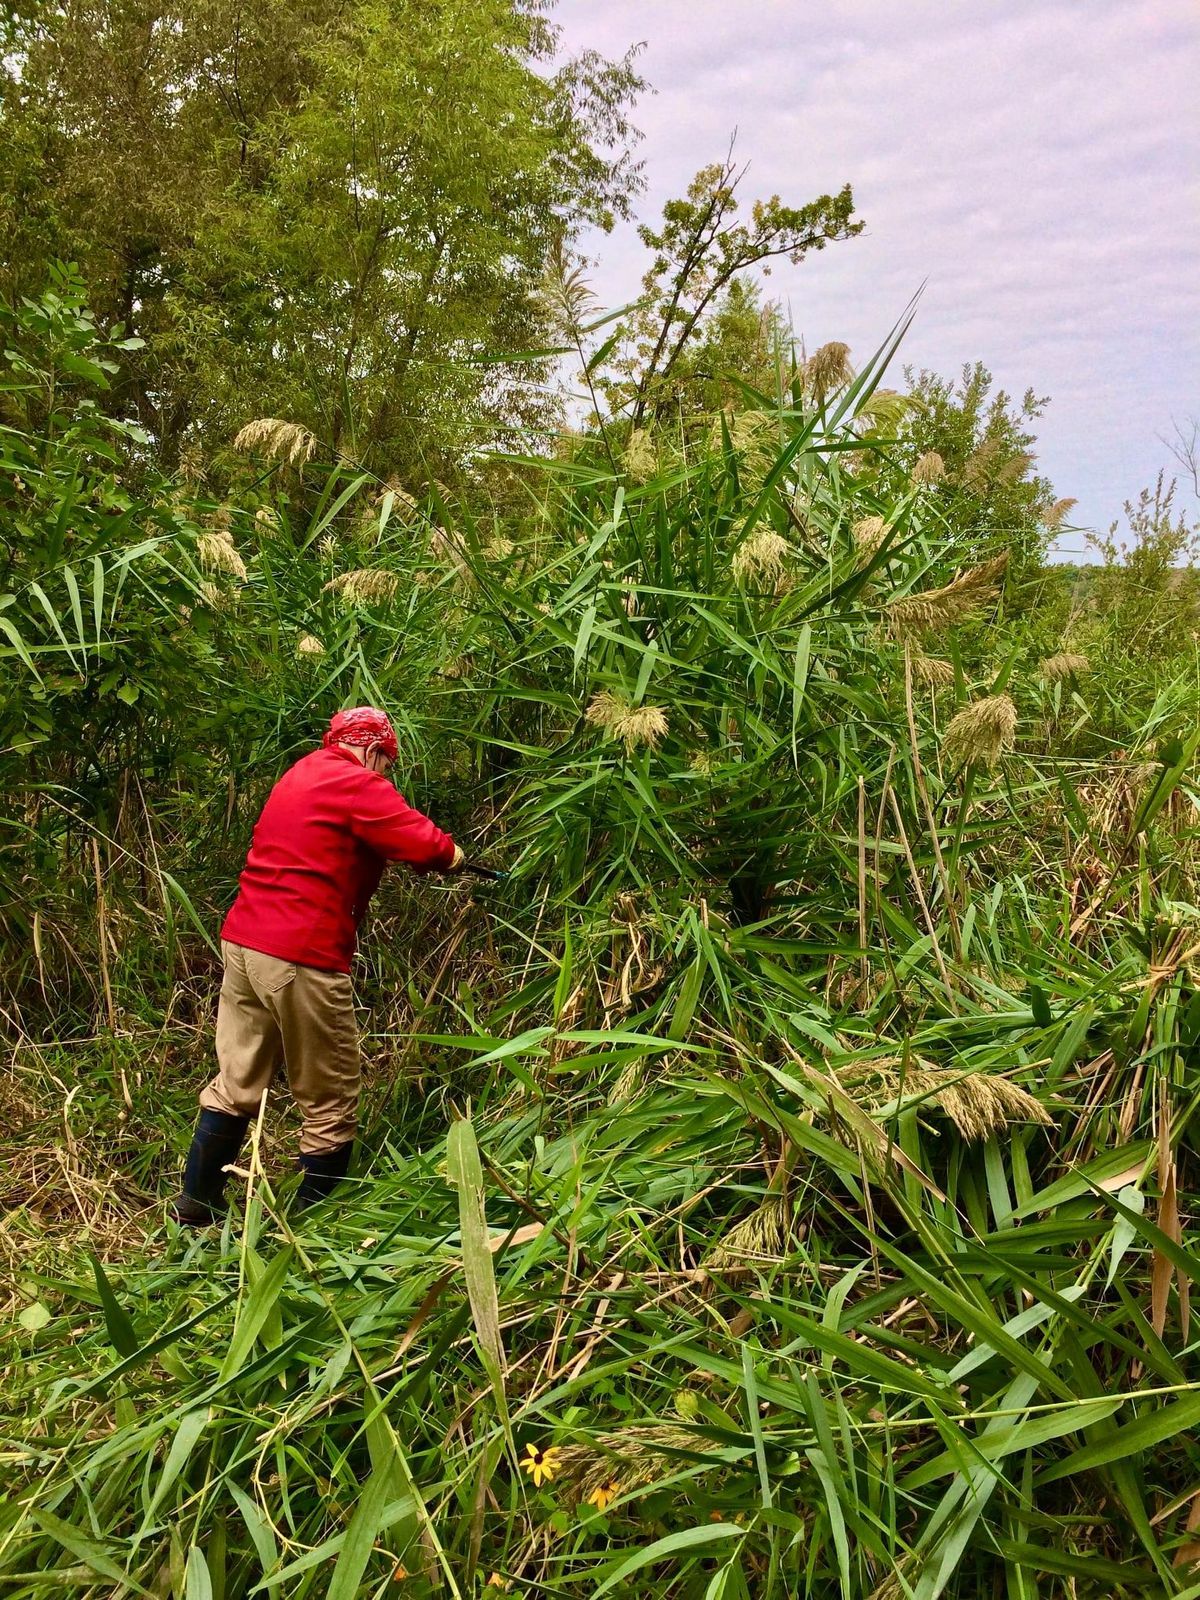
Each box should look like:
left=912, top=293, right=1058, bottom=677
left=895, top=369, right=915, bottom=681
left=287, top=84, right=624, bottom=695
left=732, top=529, right=790, bottom=583
left=837, top=1057, right=1052, bottom=1140
left=586, top=690, right=669, bottom=752
left=1039, top=651, right=1090, bottom=682
left=623, top=429, right=657, bottom=483
left=911, top=451, right=945, bottom=485
left=805, top=341, right=853, bottom=400
left=197, top=521, right=247, bottom=581
left=233, top=418, right=318, bottom=469
left=941, top=693, right=1017, bottom=768
left=912, top=653, right=955, bottom=688
left=1044, top=497, right=1077, bottom=530
left=322, top=568, right=399, bottom=607
left=884, top=553, right=1008, bottom=641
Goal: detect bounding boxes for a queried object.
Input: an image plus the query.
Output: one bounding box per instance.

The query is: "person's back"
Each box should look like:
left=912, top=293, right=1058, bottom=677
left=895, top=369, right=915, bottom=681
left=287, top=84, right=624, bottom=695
left=223, top=743, right=454, bottom=973
left=172, top=707, right=463, bottom=1225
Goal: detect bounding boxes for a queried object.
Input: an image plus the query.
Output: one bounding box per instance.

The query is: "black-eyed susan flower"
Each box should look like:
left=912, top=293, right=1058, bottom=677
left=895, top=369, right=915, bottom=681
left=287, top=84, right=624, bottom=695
left=521, top=1442, right=562, bottom=1487
left=585, top=1481, right=619, bottom=1512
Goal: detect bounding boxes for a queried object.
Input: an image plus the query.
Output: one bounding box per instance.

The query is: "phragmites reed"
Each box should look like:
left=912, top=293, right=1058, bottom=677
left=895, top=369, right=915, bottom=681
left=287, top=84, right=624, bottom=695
left=540, top=235, right=596, bottom=339
left=198, top=579, right=237, bottom=610
left=911, top=653, right=956, bottom=688
left=483, top=535, right=515, bottom=562
left=884, top=553, right=1008, bottom=641
left=622, top=428, right=657, bottom=484
left=322, top=568, right=399, bottom=607
left=911, top=450, right=945, bottom=485
left=731, top=528, right=790, bottom=583
left=805, top=340, right=852, bottom=400
left=296, top=634, right=325, bottom=658
left=941, top=693, right=1017, bottom=769
left=551, top=1426, right=724, bottom=1508
left=855, top=389, right=907, bottom=430
left=197, top=521, right=247, bottom=580
left=585, top=690, right=669, bottom=752
left=1039, top=651, right=1090, bottom=682
left=374, top=479, right=419, bottom=519
left=254, top=506, right=278, bottom=532
left=1044, top=496, right=1078, bottom=530
left=705, top=1192, right=791, bottom=1270
left=836, top=1057, right=1052, bottom=1141
left=852, top=515, right=888, bottom=557
left=960, top=437, right=1003, bottom=491
left=997, top=450, right=1034, bottom=485
left=232, top=418, right=318, bottom=469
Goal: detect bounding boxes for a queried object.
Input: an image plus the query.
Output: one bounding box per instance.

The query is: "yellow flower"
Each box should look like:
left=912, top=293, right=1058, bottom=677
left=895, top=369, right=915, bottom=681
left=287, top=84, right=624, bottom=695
left=586, top=1481, right=620, bottom=1512
left=521, top=1442, right=562, bottom=1487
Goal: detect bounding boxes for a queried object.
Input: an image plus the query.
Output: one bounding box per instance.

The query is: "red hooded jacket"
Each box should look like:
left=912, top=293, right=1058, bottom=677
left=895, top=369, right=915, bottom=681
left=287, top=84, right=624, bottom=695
left=221, top=745, right=456, bottom=972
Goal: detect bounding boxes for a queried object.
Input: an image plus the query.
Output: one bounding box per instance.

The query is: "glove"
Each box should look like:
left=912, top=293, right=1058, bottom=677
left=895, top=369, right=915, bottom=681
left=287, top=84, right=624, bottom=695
left=447, top=842, right=466, bottom=873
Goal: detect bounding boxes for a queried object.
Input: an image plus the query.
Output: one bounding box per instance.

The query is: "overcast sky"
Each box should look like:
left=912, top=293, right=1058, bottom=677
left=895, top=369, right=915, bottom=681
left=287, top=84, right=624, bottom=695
left=557, top=0, right=1199, bottom=556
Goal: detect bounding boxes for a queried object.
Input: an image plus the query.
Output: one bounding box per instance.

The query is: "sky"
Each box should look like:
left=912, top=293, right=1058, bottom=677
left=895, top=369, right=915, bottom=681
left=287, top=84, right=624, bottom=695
left=556, top=0, right=1200, bottom=557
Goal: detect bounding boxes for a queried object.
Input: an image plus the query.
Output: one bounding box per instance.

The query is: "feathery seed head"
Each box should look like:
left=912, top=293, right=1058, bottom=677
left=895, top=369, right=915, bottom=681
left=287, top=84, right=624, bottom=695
left=254, top=506, right=278, bottom=532
left=585, top=690, right=668, bottom=752
left=322, top=568, right=399, bottom=607
left=911, top=451, right=946, bottom=485
left=855, top=389, right=908, bottom=431
left=197, top=525, right=247, bottom=580
left=852, top=515, right=888, bottom=556
left=838, top=1058, right=1052, bottom=1141
left=1044, top=496, right=1078, bottom=530
left=805, top=341, right=853, bottom=399
left=912, top=653, right=956, bottom=688
left=1039, top=651, right=1090, bottom=682
left=233, top=418, right=317, bottom=469
left=732, top=528, right=790, bottom=583
left=884, top=553, right=1009, bottom=641
left=941, top=693, right=1017, bottom=768
left=623, top=428, right=657, bottom=484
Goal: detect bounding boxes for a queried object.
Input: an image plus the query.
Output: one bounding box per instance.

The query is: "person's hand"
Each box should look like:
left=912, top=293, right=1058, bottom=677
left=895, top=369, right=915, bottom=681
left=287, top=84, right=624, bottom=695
left=447, top=843, right=466, bottom=873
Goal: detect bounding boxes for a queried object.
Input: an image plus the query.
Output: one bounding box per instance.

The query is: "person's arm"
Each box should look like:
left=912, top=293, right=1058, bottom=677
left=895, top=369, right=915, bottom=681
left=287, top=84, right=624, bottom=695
left=347, top=773, right=460, bottom=872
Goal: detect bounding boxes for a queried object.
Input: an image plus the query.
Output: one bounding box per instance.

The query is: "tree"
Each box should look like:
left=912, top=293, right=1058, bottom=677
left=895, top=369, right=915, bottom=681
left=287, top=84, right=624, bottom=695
left=0, top=0, right=645, bottom=474
left=865, top=362, right=1064, bottom=592
left=598, top=152, right=862, bottom=428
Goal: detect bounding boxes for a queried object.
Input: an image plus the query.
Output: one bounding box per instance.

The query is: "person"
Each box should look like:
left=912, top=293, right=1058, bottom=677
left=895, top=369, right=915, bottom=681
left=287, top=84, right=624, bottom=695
left=172, top=706, right=464, bottom=1224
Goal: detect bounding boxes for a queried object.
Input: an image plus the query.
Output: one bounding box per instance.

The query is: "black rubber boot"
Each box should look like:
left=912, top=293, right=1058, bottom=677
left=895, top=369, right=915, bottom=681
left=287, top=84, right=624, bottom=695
left=294, top=1142, right=354, bottom=1210
left=171, top=1109, right=250, bottom=1225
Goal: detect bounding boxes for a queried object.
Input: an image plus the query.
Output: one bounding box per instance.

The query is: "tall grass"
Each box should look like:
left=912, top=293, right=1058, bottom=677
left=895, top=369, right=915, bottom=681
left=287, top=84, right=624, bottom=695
left=3, top=312, right=1200, bottom=1597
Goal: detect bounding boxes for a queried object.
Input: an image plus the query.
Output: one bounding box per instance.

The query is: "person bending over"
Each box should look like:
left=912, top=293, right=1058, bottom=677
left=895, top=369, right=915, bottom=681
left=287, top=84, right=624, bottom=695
left=173, top=706, right=463, bottom=1224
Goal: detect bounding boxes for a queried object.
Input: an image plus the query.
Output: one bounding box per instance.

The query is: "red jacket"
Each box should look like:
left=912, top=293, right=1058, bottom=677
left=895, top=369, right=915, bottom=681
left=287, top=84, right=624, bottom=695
left=221, top=745, right=456, bottom=972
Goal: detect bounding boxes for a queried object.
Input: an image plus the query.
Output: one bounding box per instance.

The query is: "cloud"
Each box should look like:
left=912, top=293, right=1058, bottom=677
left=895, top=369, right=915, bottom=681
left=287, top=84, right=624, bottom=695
left=559, top=0, right=1200, bottom=549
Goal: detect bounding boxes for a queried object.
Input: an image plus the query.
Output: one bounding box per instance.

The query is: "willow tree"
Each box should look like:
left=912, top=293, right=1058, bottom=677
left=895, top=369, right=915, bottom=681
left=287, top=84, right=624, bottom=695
left=0, top=0, right=644, bottom=473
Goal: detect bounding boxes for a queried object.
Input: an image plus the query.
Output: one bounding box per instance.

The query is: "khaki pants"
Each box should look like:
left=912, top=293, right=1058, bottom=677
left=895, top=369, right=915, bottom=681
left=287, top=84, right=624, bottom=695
left=200, top=941, right=361, bottom=1154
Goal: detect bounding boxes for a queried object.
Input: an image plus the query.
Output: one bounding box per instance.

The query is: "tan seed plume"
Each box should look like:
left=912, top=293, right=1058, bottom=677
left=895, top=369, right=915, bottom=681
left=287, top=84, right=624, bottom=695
left=838, top=1057, right=1052, bottom=1141
left=852, top=515, right=888, bottom=556
left=585, top=690, right=669, bottom=752
left=912, top=653, right=956, bottom=688
left=732, top=528, right=790, bottom=583
left=884, top=553, right=1009, bottom=641
left=233, top=418, right=318, bottom=469
left=805, top=340, right=853, bottom=399
left=911, top=450, right=945, bottom=485
left=1040, top=651, right=1090, bottom=682
left=296, top=634, right=325, bottom=658
left=197, top=523, right=247, bottom=580
left=322, top=568, right=399, bottom=607
left=1044, top=496, right=1078, bottom=530
left=622, top=428, right=657, bottom=484
left=941, top=693, right=1017, bottom=768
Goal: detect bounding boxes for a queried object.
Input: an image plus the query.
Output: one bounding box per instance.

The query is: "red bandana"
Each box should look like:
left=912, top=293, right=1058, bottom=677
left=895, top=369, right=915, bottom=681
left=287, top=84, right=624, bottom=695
left=323, top=706, right=399, bottom=761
